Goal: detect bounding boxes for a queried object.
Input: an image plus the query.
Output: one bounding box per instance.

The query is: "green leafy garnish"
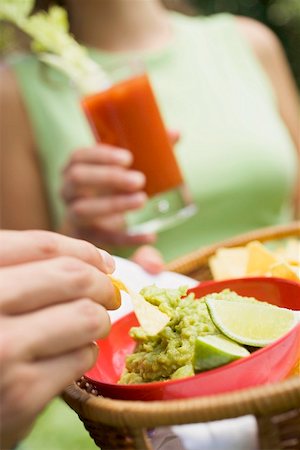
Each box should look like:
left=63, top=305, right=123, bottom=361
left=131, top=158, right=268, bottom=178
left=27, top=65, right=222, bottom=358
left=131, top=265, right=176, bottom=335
left=0, top=0, right=110, bottom=93
left=0, top=0, right=34, bottom=24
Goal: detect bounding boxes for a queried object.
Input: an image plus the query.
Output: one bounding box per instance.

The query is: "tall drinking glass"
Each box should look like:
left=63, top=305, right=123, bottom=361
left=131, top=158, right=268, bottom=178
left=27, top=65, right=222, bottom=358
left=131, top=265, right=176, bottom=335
left=81, top=62, right=196, bottom=234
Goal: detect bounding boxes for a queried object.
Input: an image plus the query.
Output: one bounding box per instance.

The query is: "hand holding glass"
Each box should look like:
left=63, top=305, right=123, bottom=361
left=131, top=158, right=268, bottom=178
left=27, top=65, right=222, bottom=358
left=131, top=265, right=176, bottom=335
left=81, top=64, right=196, bottom=234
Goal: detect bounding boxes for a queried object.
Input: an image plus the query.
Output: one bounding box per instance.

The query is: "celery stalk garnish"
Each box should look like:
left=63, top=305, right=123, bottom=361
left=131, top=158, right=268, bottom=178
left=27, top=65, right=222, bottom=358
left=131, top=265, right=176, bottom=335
left=0, top=0, right=110, bottom=93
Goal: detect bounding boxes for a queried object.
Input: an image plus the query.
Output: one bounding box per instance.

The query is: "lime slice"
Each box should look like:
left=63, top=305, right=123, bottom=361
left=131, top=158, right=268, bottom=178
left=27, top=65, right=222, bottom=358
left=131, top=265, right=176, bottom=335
left=193, top=334, right=250, bottom=372
left=206, top=298, right=297, bottom=347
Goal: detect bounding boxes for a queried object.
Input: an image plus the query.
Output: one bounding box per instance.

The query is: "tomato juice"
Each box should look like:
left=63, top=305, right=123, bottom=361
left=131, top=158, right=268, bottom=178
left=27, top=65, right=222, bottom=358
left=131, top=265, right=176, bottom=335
left=82, top=74, right=183, bottom=197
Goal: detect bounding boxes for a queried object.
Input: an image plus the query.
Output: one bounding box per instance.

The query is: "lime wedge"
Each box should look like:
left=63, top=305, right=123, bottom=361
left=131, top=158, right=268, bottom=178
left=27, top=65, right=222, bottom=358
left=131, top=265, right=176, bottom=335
left=193, top=334, right=250, bottom=372
left=206, top=298, right=297, bottom=347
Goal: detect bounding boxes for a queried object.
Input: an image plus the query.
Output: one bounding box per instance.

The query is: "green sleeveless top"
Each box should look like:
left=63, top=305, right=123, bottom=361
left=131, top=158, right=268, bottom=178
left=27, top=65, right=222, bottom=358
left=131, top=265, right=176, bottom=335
left=9, top=13, right=297, bottom=262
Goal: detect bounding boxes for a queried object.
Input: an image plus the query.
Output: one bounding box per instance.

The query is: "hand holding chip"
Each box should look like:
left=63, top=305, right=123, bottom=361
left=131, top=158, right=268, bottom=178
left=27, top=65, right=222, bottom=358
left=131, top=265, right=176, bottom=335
left=0, top=230, right=119, bottom=449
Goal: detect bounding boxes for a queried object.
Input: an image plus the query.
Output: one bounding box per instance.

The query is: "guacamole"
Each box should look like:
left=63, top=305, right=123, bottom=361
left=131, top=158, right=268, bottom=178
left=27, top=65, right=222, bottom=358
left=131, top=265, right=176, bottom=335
left=119, top=286, right=254, bottom=384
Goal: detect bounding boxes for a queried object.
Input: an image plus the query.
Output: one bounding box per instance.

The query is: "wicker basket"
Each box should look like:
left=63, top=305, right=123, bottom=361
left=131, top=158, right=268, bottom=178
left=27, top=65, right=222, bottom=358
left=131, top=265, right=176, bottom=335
left=63, top=222, right=300, bottom=450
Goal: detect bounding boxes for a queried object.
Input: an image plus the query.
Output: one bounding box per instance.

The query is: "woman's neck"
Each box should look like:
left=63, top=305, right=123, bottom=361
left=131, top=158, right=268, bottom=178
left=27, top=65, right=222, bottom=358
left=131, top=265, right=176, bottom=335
left=66, top=0, right=172, bottom=52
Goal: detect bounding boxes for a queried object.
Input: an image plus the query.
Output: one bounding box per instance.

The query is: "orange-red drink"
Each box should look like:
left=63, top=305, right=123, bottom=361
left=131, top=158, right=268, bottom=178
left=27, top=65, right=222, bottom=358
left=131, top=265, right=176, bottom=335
left=82, top=74, right=182, bottom=197
left=81, top=68, right=196, bottom=234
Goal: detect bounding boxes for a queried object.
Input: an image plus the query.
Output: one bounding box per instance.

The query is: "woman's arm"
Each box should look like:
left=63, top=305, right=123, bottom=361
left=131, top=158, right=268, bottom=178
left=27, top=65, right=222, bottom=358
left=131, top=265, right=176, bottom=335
left=0, top=65, right=52, bottom=230
left=236, top=17, right=300, bottom=218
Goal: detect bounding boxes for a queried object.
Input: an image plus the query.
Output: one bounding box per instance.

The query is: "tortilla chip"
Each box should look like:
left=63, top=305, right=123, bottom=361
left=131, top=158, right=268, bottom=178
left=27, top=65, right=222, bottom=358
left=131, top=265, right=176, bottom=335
left=109, top=276, right=128, bottom=293
left=209, top=254, right=231, bottom=280
left=270, top=261, right=300, bottom=281
left=246, top=241, right=278, bottom=276
left=209, top=247, right=248, bottom=280
left=275, top=239, right=300, bottom=265
left=289, top=360, right=300, bottom=377
left=129, top=290, right=170, bottom=336
left=109, top=276, right=169, bottom=335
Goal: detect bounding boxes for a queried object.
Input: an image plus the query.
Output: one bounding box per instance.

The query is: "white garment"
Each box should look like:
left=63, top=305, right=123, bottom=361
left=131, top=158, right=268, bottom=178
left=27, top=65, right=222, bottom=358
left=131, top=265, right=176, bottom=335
left=172, top=416, right=258, bottom=450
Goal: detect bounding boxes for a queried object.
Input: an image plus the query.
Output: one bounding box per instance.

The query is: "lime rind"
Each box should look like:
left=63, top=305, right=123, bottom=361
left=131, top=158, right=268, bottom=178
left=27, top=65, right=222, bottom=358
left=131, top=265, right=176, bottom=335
left=206, top=298, right=297, bottom=347
left=193, top=334, right=250, bottom=372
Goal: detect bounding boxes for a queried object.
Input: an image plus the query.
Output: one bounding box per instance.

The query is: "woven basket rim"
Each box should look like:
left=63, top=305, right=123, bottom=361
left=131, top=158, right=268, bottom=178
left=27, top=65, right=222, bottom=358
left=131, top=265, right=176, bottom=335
left=166, top=221, right=300, bottom=273
left=63, top=376, right=300, bottom=428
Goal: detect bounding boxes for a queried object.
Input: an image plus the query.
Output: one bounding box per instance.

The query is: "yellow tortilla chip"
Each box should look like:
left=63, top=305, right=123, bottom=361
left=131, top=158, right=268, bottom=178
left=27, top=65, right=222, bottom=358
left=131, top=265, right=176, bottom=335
left=277, top=239, right=300, bottom=265
left=246, top=241, right=278, bottom=276
left=270, top=261, right=300, bottom=282
left=209, top=239, right=300, bottom=281
left=109, top=276, right=170, bottom=335
left=209, top=247, right=248, bottom=280
left=209, top=255, right=231, bottom=280
left=129, top=290, right=170, bottom=336
left=289, top=360, right=300, bottom=377
left=109, top=276, right=128, bottom=293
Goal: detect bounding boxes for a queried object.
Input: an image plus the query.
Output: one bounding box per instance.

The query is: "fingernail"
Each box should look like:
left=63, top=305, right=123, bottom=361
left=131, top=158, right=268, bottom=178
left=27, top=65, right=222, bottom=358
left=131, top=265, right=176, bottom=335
left=127, top=171, right=145, bottom=187
left=98, top=249, right=115, bottom=274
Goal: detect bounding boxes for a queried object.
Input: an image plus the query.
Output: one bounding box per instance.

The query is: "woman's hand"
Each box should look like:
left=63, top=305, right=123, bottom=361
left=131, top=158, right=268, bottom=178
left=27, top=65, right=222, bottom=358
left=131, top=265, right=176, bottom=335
left=60, top=132, right=180, bottom=249
left=60, top=144, right=156, bottom=247
left=0, top=230, right=118, bottom=449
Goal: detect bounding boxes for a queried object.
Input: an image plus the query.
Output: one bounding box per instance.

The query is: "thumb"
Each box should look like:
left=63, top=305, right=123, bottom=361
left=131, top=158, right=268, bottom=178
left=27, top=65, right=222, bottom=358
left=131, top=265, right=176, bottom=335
left=131, top=245, right=165, bottom=275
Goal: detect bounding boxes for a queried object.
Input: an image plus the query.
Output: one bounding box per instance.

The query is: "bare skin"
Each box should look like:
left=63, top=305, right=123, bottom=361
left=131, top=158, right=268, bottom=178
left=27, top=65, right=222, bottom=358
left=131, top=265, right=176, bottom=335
left=0, top=64, right=51, bottom=230
left=0, top=0, right=299, bottom=269
left=0, top=230, right=118, bottom=449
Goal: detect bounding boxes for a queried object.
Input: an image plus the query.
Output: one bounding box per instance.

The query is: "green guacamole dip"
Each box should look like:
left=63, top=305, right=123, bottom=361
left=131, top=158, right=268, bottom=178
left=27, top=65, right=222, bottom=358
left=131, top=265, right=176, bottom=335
left=119, top=286, right=255, bottom=384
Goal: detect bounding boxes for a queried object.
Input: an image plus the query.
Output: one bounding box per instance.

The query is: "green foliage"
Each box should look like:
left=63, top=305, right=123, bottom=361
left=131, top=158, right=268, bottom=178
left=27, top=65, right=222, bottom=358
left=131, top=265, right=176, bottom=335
left=23, top=398, right=98, bottom=450
left=191, top=0, right=300, bottom=88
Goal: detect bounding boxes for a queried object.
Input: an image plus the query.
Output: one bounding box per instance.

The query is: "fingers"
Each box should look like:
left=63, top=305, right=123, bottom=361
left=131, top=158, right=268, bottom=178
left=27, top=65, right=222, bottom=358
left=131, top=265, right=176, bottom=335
left=0, top=256, right=120, bottom=315
left=11, top=300, right=110, bottom=359
left=33, top=344, right=99, bottom=407
left=1, top=343, right=99, bottom=428
left=131, top=245, right=165, bottom=274
left=73, top=223, right=157, bottom=247
left=64, top=145, right=133, bottom=168
left=0, top=230, right=115, bottom=274
left=68, top=192, right=147, bottom=226
left=79, top=224, right=157, bottom=247
left=62, top=164, right=146, bottom=202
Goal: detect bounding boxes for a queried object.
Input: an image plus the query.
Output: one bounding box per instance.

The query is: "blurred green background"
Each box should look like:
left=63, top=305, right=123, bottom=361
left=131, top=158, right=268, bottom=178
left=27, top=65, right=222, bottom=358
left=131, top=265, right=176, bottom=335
left=190, top=0, right=300, bottom=88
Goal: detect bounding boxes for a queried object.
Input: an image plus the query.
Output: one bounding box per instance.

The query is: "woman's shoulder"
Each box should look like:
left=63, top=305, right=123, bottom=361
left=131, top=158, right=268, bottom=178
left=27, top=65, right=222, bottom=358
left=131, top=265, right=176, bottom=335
left=0, top=52, right=39, bottom=92
left=170, top=11, right=236, bottom=34
left=0, top=53, right=32, bottom=102
left=175, top=12, right=285, bottom=88
left=0, top=59, right=19, bottom=105
left=0, top=53, right=38, bottom=144
left=235, top=16, right=285, bottom=72
left=172, top=11, right=281, bottom=55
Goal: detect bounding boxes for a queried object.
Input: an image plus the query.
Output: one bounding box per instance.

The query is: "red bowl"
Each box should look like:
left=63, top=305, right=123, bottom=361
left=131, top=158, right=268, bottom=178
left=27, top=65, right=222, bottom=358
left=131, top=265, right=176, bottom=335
left=85, top=277, right=300, bottom=401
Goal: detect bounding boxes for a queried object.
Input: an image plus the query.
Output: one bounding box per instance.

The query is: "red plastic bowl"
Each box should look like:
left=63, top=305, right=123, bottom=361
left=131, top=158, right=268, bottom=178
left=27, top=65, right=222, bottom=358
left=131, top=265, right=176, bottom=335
left=85, top=277, right=300, bottom=401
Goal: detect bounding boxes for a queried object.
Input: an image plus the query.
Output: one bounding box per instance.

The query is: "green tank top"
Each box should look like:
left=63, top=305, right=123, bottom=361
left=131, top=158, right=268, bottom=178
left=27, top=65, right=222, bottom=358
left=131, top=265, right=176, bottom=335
left=9, top=13, right=297, bottom=262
